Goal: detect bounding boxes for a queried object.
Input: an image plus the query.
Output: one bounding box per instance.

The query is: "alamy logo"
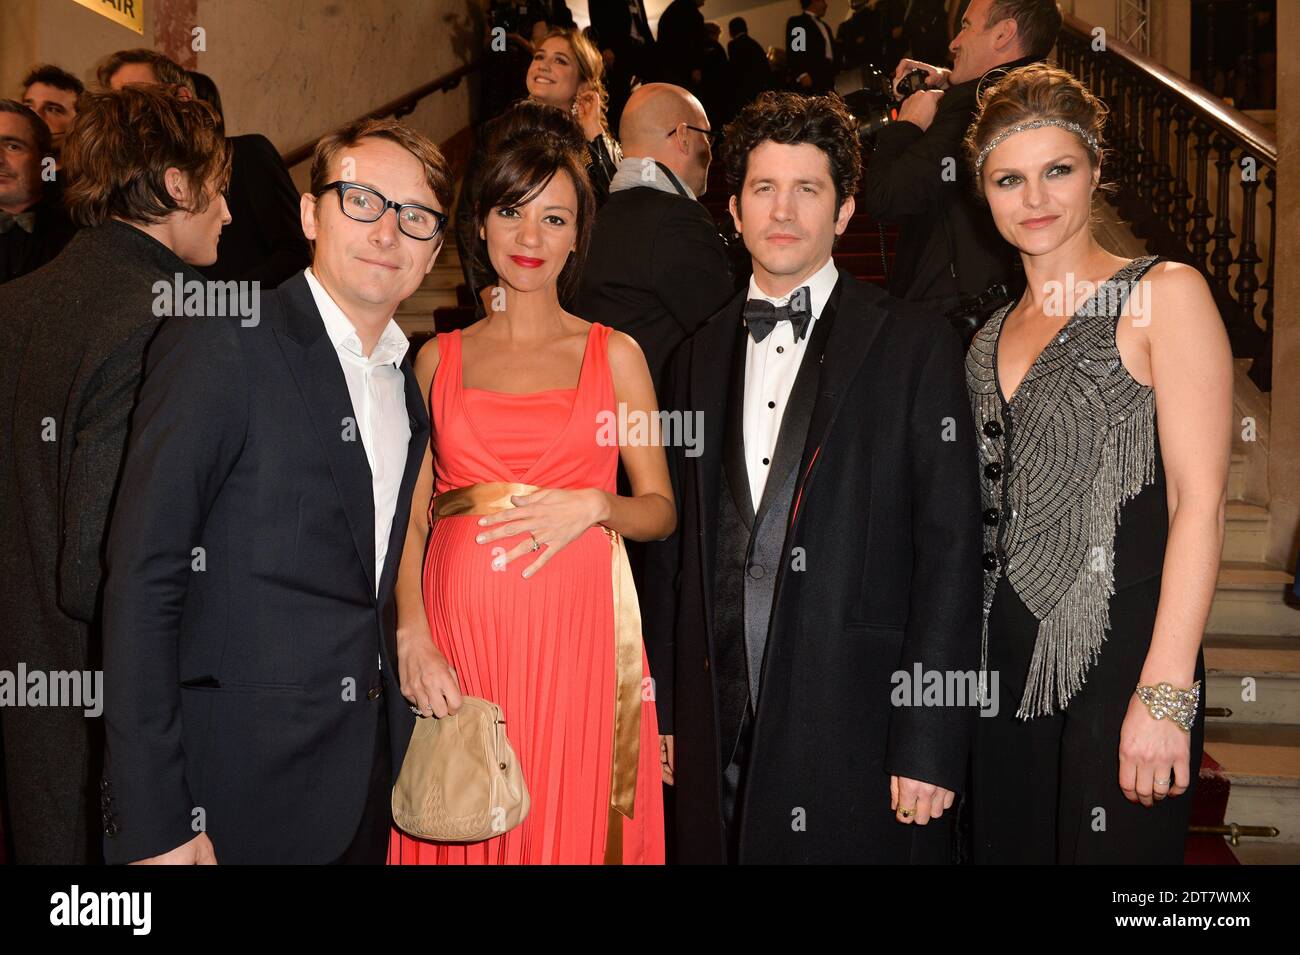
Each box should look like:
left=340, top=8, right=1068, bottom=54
left=0, top=664, right=102, bottom=717
left=50, top=885, right=151, bottom=935
left=152, top=273, right=260, bottom=326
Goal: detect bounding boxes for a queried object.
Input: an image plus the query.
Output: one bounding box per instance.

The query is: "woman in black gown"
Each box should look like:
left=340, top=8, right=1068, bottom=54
left=962, top=65, right=1233, bottom=863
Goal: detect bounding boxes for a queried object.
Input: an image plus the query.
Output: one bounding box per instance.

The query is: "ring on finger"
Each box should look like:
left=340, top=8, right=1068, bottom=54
left=528, top=532, right=541, bottom=552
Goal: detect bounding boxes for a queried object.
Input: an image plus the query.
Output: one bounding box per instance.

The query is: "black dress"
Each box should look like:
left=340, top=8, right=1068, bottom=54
left=964, top=256, right=1205, bottom=864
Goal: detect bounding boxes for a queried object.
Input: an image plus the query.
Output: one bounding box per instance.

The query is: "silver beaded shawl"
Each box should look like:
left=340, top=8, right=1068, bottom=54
left=966, top=256, right=1161, bottom=718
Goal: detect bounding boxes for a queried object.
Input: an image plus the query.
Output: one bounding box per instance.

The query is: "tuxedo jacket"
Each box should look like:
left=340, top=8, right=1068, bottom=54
left=643, top=267, right=982, bottom=863
left=100, top=271, right=428, bottom=864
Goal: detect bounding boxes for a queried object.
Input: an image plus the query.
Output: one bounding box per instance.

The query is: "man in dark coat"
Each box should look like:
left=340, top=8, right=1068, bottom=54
left=786, top=0, right=838, bottom=94
left=862, top=0, right=1061, bottom=317
left=645, top=91, right=982, bottom=863
left=99, top=117, right=448, bottom=865
left=656, top=0, right=711, bottom=92
left=0, top=87, right=231, bottom=864
left=0, top=100, right=75, bottom=286
left=727, top=17, right=773, bottom=114
left=589, top=0, right=659, bottom=133
left=576, top=82, right=733, bottom=398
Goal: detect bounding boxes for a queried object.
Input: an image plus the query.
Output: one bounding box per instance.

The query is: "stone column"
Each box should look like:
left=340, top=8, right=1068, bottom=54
left=1267, top=1, right=1299, bottom=570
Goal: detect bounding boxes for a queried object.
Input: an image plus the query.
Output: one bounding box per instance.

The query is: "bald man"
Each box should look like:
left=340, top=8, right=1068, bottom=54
left=576, top=83, right=734, bottom=392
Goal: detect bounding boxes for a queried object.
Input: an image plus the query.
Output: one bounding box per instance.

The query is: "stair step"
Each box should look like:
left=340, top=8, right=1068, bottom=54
left=1223, top=502, right=1271, bottom=562
left=1205, top=633, right=1300, bottom=725
left=1208, top=562, right=1299, bottom=636
left=1227, top=452, right=1249, bottom=501
left=1230, top=840, right=1300, bottom=864
left=1203, top=722, right=1300, bottom=845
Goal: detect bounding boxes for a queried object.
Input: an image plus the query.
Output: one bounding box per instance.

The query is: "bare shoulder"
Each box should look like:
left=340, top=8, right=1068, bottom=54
left=606, top=327, right=645, bottom=361
left=1143, top=260, right=1217, bottom=312
left=604, top=328, right=653, bottom=399
left=1136, top=260, right=1222, bottom=342
left=605, top=328, right=649, bottom=375
left=414, top=334, right=441, bottom=389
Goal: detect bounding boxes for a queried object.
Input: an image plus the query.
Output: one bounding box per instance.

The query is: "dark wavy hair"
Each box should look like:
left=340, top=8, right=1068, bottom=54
left=471, top=110, right=595, bottom=302
left=21, top=63, right=85, bottom=97
left=722, top=91, right=862, bottom=215
left=62, top=86, right=230, bottom=227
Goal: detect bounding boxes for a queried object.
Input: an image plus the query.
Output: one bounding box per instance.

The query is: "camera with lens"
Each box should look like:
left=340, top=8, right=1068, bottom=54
left=895, top=68, right=932, bottom=99
left=946, top=283, right=1014, bottom=345
left=842, top=67, right=900, bottom=146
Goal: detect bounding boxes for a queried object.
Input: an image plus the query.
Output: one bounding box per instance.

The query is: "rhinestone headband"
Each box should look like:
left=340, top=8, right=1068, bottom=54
left=975, top=118, right=1100, bottom=176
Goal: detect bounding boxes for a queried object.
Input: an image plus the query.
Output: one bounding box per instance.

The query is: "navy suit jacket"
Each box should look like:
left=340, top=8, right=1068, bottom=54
left=101, top=271, right=428, bottom=863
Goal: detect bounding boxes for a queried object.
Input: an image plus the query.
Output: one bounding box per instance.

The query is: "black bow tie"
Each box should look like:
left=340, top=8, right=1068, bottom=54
left=743, top=287, right=812, bottom=343
left=0, top=210, right=37, bottom=235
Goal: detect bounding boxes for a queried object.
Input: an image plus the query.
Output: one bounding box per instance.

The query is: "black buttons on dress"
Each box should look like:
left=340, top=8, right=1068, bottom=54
left=983, top=420, right=1003, bottom=438
left=982, top=551, right=999, bottom=570
left=983, top=461, right=1002, bottom=480
left=761, top=457, right=770, bottom=465
left=776, top=346, right=784, bottom=354
left=983, top=507, right=1000, bottom=526
left=768, top=401, right=776, bottom=409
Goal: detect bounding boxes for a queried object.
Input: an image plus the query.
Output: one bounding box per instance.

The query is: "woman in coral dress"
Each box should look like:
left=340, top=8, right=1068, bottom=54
left=388, top=120, right=673, bottom=864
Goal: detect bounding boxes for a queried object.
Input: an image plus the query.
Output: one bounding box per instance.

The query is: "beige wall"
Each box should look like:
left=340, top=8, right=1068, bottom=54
left=1, top=0, right=478, bottom=161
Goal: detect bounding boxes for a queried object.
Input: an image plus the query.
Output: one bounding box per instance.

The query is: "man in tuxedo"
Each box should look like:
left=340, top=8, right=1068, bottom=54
left=0, top=87, right=230, bottom=863
left=100, top=49, right=311, bottom=289
left=656, top=0, right=711, bottom=93
left=0, top=99, right=76, bottom=286
left=727, top=18, right=773, bottom=114
left=646, top=91, right=981, bottom=863
left=786, top=0, right=838, bottom=94
left=589, top=0, right=659, bottom=134
left=100, top=117, right=450, bottom=864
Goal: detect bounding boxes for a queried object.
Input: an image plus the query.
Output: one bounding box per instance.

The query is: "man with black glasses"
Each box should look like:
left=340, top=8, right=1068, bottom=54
left=101, top=117, right=450, bottom=865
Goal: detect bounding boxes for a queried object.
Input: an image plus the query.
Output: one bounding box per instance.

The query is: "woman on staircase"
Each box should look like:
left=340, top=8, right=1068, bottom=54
left=389, top=119, right=673, bottom=864
left=963, top=64, right=1233, bottom=863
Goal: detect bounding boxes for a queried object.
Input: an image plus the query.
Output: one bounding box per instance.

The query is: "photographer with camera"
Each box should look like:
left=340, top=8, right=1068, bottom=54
left=861, top=0, right=1061, bottom=339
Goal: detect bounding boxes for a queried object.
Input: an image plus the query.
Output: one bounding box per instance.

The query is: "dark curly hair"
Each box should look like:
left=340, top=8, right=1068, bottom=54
left=471, top=111, right=595, bottom=303
left=721, top=91, right=862, bottom=215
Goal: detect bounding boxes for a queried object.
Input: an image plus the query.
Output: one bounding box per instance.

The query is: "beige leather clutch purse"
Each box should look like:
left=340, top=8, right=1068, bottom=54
left=391, top=696, right=530, bottom=842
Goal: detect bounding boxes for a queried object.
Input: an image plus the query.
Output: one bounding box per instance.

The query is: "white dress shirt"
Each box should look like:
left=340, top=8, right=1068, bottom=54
left=304, top=267, right=411, bottom=597
left=742, top=255, right=839, bottom=508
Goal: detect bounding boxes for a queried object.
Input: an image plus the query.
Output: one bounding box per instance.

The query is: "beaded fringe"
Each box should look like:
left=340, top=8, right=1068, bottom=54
left=1013, top=392, right=1157, bottom=718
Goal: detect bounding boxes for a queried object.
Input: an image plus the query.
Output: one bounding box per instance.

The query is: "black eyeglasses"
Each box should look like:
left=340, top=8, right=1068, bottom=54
left=671, top=123, right=720, bottom=148
left=314, top=181, right=448, bottom=241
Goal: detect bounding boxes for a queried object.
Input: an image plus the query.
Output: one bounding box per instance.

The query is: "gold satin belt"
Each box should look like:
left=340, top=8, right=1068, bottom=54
left=431, top=481, right=643, bottom=865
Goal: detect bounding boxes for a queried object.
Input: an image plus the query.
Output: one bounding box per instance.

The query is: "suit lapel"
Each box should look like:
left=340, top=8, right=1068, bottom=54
left=789, top=269, right=888, bottom=531
left=274, top=272, right=378, bottom=597
left=376, top=354, right=431, bottom=603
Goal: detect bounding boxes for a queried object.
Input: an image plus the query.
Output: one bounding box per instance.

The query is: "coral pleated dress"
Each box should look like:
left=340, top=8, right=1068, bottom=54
left=387, top=322, right=665, bottom=864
